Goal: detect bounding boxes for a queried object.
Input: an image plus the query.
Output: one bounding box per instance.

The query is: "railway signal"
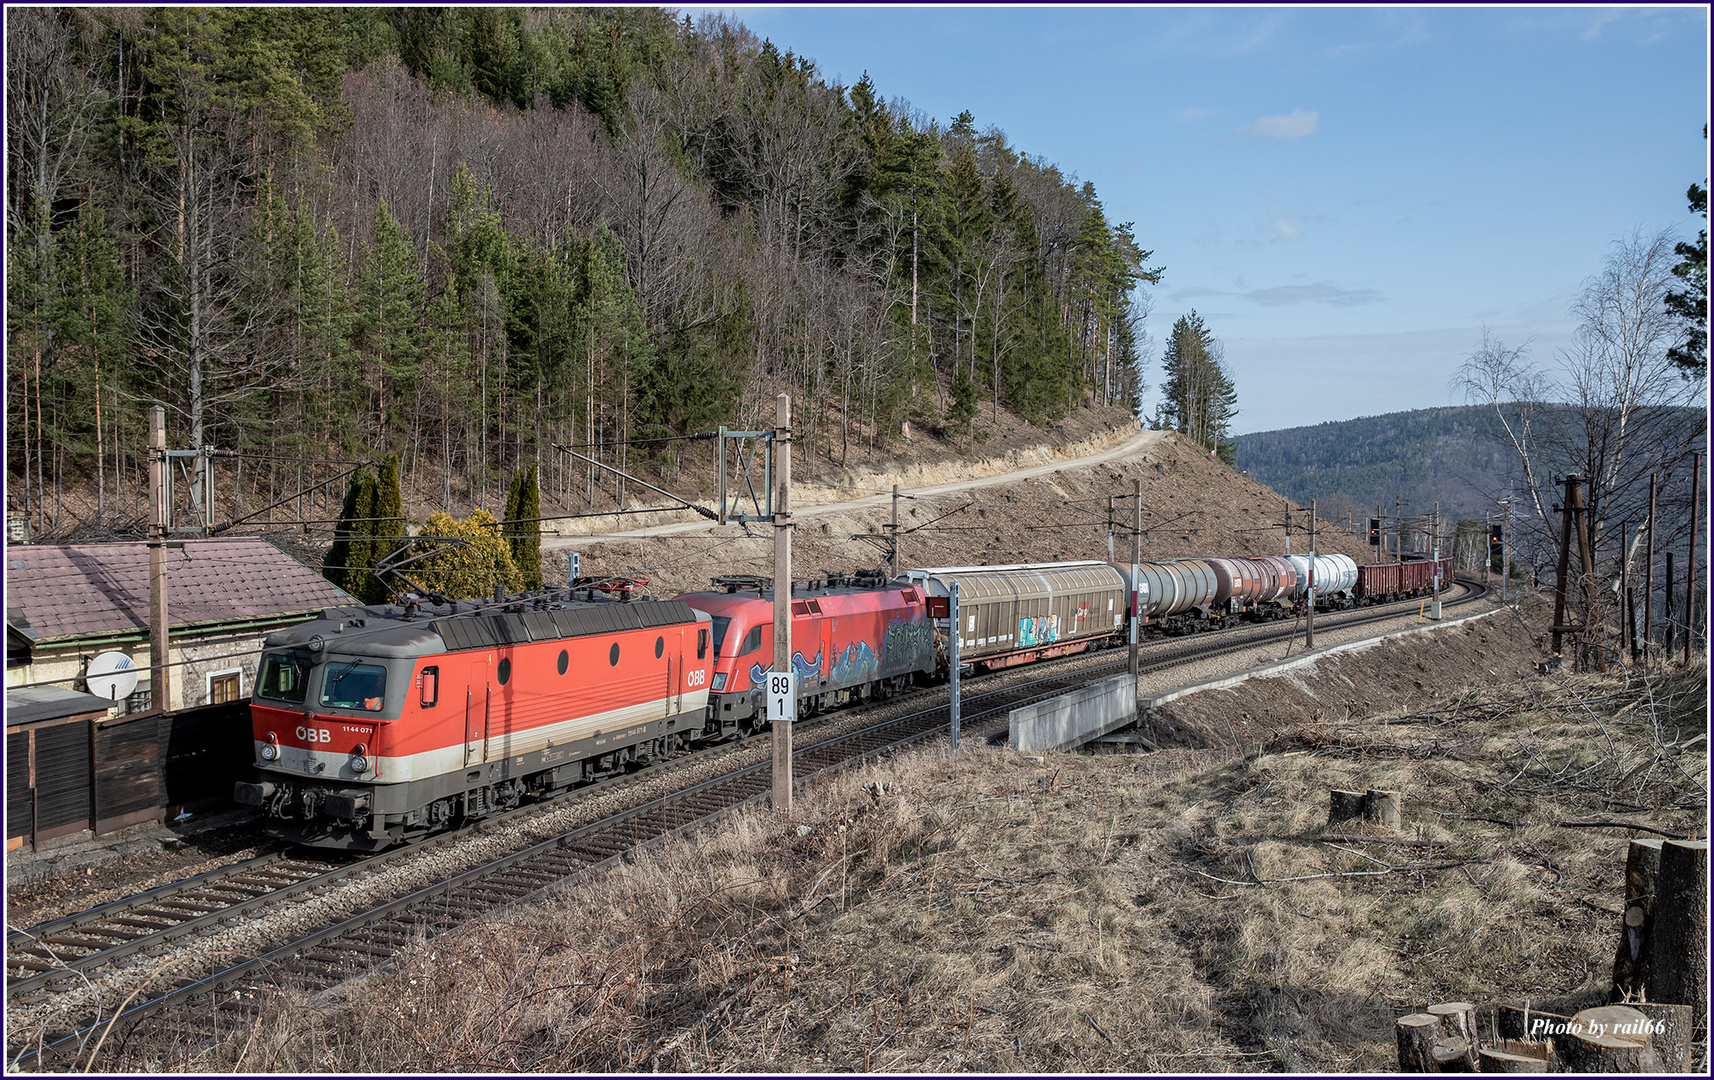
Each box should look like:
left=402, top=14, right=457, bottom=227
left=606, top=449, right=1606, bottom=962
left=1369, top=517, right=1381, bottom=546
left=1488, top=523, right=1504, bottom=568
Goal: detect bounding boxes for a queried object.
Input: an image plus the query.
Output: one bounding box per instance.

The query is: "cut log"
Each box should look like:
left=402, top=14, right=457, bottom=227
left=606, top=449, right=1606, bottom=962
left=1397, top=1012, right=1441, bottom=1072
left=1610, top=837, right=1663, bottom=1002
left=1645, top=840, right=1708, bottom=1041
left=1427, top=1002, right=1479, bottom=1070
left=1479, top=1047, right=1551, bottom=1073
left=1364, top=788, right=1402, bottom=831
left=1329, top=789, right=1367, bottom=827
left=1559, top=1005, right=1657, bottom=1072
left=1496, top=1004, right=1571, bottom=1041
left=1631, top=1002, right=1693, bottom=1072
left=1430, top=1038, right=1475, bottom=1072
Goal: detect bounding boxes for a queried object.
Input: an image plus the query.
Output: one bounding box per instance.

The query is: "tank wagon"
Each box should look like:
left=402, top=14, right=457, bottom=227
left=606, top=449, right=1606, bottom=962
left=676, top=570, right=936, bottom=734
left=235, top=593, right=712, bottom=850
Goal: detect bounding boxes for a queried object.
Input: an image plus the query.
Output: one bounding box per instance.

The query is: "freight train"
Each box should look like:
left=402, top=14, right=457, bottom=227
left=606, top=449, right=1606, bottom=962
left=237, top=552, right=1452, bottom=849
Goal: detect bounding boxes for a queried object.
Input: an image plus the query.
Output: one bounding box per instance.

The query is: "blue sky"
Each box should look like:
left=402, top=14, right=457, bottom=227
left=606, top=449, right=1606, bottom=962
left=683, top=5, right=1708, bottom=434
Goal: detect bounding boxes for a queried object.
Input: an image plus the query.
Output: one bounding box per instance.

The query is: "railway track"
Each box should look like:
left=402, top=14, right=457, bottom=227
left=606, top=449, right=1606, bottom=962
left=7, top=579, right=1487, bottom=1070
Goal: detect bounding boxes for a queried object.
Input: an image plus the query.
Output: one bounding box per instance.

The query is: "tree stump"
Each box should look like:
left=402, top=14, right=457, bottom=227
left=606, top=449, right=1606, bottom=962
left=1631, top=1002, right=1694, bottom=1072
left=1479, top=1047, right=1552, bottom=1073
left=1497, top=1004, right=1570, bottom=1041
left=1610, top=837, right=1663, bottom=1002
left=1645, top=840, right=1708, bottom=1040
left=1427, top=1002, right=1479, bottom=1070
left=1559, top=1005, right=1657, bottom=1072
left=1396, top=1013, right=1442, bottom=1072
left=1329, top=789, right=1367, bottom=827
left=1364, top=789, right=1402, bottom=831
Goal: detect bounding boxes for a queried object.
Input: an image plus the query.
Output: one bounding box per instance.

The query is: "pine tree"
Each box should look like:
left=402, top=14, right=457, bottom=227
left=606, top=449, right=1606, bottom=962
left=1159, top=311, right=1238, bottom=463
left=356, top=199, right=425, bottom=445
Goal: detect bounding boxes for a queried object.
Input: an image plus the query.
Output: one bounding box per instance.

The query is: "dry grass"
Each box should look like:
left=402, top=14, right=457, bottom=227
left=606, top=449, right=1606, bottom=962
left=104, top=662, right=1706, bottom=1073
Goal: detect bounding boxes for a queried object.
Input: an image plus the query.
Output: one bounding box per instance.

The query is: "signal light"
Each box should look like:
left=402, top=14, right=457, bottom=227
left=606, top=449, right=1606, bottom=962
left=1368, top=518, right=1381, bottom=546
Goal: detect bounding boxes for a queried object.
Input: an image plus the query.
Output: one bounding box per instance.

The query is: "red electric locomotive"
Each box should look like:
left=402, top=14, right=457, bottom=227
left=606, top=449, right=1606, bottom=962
left=235, top=593, right=712, bottom=850
left=676, top=570, right=937, bottom=736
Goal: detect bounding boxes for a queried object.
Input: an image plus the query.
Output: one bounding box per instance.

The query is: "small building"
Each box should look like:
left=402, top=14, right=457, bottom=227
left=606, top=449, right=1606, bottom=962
left=5, top=536, right=356, bottom=712
left=5, top=537, right=355, bottom=851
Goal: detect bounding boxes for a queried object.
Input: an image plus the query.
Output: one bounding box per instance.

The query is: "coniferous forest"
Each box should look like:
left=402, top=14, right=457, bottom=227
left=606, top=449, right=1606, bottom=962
left=6, top=7, right=1161, bottom=538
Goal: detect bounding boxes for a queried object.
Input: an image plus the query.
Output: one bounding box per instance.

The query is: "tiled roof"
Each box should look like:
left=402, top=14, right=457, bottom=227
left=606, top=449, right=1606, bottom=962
left=4, top=538, right=356, bottom=643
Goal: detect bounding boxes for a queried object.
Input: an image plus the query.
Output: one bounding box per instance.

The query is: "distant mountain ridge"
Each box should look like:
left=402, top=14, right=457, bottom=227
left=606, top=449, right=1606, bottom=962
left=1233, top=406, right=1516, bottom=526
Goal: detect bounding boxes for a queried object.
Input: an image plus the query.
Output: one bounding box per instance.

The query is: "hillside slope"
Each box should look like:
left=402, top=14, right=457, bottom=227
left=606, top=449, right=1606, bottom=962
left=1234, top=405, right=1514, bottom=525
left=542, top=426, right=1375, bottom=598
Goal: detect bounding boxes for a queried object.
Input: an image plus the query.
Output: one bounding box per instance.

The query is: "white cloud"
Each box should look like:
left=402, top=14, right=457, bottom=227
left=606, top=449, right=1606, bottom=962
left=1236, top=109, right=1319, bottom=139
left=1245, top=281, right=1383, bottom=307
left=1582, top=8, right=1625, bottom=41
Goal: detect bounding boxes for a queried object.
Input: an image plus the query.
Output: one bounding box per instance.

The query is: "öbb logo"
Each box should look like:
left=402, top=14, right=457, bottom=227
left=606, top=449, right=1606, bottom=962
left=296, top=726, right=333, bottom=743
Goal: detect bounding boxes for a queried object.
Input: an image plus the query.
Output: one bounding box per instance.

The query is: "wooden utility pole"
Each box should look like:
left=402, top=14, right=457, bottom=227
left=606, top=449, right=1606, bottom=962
left=1306, top=500, right=1316, bottom=649
left=1665, top=551, right=1677, bottom=656
left=1129, top=480, right=1141, bottom=678
left=1573, top=477, right=1602, bottom=672
left=1552, top=474, right=1578, bottom=658
left=772, top=394, right=793, bottom=813
left=1686, top=452, right=1701, bottom=666
left=148, top=406, right=170, bottom=714
left=1620, top=521, right=1630, bottom=656
left=1645, top=473, right=1657, bottom=663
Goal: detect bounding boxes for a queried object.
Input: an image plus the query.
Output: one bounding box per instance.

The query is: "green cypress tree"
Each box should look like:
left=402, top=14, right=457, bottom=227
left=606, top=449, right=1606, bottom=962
left=514, top=462, right=542, bottom=589
left=367, top=452, right=405, bottom=604
left=323, top=468, right=371, bottom=595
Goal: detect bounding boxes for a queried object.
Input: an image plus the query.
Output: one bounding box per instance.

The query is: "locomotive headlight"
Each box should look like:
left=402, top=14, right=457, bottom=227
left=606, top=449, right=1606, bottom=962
left=260, top=732, right=278, bottom=760
left=712, top=672, right=727, bottom=691
left=350, top=744, right=368, bottom=774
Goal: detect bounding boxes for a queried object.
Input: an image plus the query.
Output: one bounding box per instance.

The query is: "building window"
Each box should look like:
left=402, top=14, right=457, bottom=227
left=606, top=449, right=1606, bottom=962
left=207, top=669, right=242, bottom=705
left=125, top=687, right=152, bottom=714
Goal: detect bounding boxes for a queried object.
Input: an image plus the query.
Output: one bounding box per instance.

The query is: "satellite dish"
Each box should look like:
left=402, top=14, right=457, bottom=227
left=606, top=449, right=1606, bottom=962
left=85, top=651, right=140, bottom=703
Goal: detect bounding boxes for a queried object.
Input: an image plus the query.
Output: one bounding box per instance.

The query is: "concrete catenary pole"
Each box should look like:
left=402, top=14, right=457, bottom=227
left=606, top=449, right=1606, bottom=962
left=1306, top=499, right=1316, bottom=649
left=149, top=406, right=170, bottom=713
left=948, top=582, right=961, bottom=752
left=772, top=394, right=793, bottom=813
left=1502, top=492, right=1512, bottom=606
left=1130, top=479, right=1141, bottom=678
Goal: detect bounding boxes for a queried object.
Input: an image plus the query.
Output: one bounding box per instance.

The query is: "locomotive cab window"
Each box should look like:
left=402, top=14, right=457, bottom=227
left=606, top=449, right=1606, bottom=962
left=419, top=665, right=439, bottom=708
left=320, top=662, right=387, bottom=712
left=738, top=624, right=768, bottom=657
left=697, top=628, right=708, bottom=659
left=257, top=653, right=311, bottom=704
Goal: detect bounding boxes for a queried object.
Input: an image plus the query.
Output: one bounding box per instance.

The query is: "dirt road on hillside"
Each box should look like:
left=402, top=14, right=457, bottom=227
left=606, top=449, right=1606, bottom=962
left=543, top=428, right=1166, bottom=548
